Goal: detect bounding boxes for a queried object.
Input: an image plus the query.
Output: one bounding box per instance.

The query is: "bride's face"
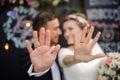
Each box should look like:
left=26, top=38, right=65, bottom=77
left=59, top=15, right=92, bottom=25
left=63, top=20, right=82, bottom=45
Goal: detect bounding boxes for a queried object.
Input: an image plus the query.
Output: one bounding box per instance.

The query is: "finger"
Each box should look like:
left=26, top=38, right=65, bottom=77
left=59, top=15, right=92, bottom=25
left=86, top=54, right=105, bottom=62
left=86, top=26, right=94, bottom=43
left=39, top=27, right=45, bottom=45
left=33, top=31, right=39, bottom=48
left=52, top=44, right=61, bottom=60
left=73, top=31, right=80, bottom=47
left=25, top=40, right=33, bottom=54
left=80, top=27, right=87, bottom=43
left=90, top=32, right=101, bottom=50
left=92, top=53, right=105, bottom=60
left=45, top=29, right=50, bottom=46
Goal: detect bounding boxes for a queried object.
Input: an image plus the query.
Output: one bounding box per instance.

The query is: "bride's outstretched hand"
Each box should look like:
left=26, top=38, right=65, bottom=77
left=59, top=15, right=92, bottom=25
left=25, top=28, right=60, bottom=72
left=73, top=26, right=105, bottom=62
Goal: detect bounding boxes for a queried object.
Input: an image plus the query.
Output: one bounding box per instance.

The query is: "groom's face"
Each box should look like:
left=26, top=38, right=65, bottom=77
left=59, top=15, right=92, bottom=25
left=46, top=18, right=62, bottom=45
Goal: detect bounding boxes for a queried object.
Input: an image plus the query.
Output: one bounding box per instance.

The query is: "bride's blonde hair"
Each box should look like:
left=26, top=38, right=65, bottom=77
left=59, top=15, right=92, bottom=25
left=62, top=13, right=91, bottom=35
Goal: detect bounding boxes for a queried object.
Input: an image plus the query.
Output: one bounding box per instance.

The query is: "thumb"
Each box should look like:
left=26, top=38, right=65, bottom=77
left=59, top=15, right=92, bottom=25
left=52, top=44, right=61, bottom=60
left=92, top=53, right=105, bottom=59
left=24, top=40, right=33, bottom=54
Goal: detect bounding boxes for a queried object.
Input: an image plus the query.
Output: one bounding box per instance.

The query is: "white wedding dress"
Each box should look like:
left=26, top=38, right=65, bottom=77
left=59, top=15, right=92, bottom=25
left=58, top=43, right=104, bottom=80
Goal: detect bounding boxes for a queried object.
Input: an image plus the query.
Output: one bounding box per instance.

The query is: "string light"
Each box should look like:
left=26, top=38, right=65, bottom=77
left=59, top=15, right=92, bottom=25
left=7, top=11, right=12, bottom=16
left=25, top=20, right=32, bottom=28
left=19, top=0, right=24, bottom=5
left=4, top=43, right=9, bottom=50
left=13, top=11, right=18, bottom=17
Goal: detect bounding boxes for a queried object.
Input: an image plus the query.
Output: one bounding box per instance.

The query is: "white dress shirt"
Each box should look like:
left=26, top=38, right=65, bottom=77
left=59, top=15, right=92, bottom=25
left=28, top=64, right=50, bottom=77
left=51, top=61, right=61, bottom=80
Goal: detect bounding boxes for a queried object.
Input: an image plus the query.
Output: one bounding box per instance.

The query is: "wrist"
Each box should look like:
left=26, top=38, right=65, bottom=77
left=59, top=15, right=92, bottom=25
left=73, top=55, right=81, bottom=63
left=33, top=66, right=47, bottom=73
left=67, top=55, right=80, bottom=64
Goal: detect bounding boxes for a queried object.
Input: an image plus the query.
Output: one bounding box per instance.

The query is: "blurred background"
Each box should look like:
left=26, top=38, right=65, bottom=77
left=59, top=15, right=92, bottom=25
left=0, top=0, right=120, bottom=80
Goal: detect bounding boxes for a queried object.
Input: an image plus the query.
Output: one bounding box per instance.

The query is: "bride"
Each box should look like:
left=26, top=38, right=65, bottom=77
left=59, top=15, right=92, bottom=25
left=58, top=13, right=105, bottom=80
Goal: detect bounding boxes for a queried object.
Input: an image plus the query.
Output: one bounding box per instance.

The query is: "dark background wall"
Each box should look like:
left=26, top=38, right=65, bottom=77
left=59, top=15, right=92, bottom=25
left=85, top=0, right=120, bottom=53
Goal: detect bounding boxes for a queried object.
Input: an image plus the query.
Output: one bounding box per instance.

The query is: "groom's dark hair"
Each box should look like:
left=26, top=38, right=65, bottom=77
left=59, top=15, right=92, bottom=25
left=33, top=11, right=57, bottom=32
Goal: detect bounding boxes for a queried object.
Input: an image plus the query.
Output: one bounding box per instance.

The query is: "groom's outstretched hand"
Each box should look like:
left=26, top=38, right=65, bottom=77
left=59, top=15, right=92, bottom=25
left=25, top=28, right=60, bottom=72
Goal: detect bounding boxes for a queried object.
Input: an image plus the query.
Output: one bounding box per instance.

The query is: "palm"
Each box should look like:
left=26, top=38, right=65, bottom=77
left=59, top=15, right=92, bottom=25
left=30, top=46, right=53, bottom=71
left=74, top=26, right=104, bottom=62
left=25, top=28, right=60, bottom=72
left=74, top=43, right=93, bottom=62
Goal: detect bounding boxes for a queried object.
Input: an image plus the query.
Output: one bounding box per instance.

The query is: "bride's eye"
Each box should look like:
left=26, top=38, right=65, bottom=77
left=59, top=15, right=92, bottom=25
left=69, top=27, right=73, bottom=31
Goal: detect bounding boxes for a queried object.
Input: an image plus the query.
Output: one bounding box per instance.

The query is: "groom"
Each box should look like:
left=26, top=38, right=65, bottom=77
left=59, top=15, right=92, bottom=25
left=25, top=11, right=62, bottom=80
